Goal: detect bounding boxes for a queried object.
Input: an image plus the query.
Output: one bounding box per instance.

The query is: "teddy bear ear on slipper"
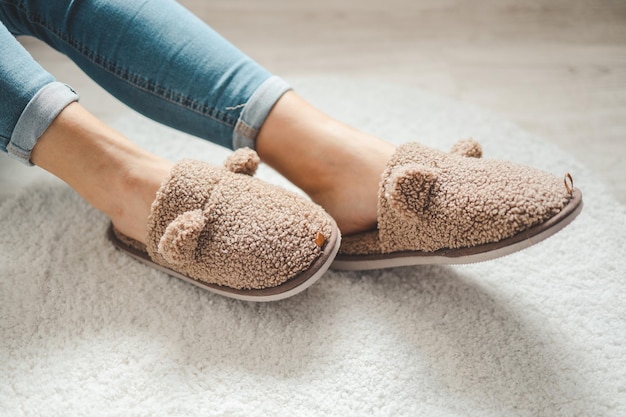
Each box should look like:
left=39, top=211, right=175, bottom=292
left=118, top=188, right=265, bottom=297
left=333, top=139, right=583, bottom=270
left=387, top=138, right=481, bottom=217
left=450, top=138, right=482, bottom=158
left=158, top=209, right=207, bottom=265
left=109, top=148, right=341, bottom=302
left=386, top=165, right=438, bottom=217
left=223, top=147, right=260, bottom=176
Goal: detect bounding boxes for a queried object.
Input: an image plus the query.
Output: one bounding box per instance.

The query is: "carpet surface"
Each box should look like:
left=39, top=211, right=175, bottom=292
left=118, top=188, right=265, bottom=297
left=1, top=78, right=624, bottom=417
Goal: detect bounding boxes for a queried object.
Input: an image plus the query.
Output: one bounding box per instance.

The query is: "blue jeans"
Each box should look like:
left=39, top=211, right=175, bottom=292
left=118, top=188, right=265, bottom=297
left=0, top=0, right=290, bottom=165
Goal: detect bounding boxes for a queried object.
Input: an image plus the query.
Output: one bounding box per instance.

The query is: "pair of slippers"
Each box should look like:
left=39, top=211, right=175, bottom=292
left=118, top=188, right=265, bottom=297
left=109, top=140, right=583, bottom=302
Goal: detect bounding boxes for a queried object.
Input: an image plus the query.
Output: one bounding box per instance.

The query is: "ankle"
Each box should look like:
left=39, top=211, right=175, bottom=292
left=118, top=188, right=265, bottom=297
left=256, top=92, right=390, bottom=193
left=255, top=92, right=395, bottom=234
left=104, top=156, right=173, bottom=243
left=31, top=103, right=173, bottom=243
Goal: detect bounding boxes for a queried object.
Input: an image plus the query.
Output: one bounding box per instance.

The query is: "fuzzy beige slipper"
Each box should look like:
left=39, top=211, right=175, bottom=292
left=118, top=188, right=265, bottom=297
left=108, top=148, right=341, bottom=302
left=333, top=139, right=583, bottom=270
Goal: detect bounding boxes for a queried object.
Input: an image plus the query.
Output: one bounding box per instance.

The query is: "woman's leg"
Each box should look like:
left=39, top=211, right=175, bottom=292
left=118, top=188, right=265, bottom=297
left=1, top=0, right=287, bottom=150
left=0, top=19, right=77, bottom=162
left=255, top=92, right=395, bottom=234
left=0, top=16, right=172, bottom=242
left=2, top=0, right=394, bottom=235
left=30, top=102, right=173, bottom=243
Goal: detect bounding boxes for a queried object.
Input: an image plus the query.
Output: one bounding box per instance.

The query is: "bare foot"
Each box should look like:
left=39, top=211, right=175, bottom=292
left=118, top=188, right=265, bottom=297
left=105, top=157, right=173, bottom=243
left=256, top=92, right=395, bottom=235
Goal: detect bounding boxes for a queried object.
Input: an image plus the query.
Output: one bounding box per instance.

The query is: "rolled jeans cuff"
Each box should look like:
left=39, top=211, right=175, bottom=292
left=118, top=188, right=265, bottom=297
left=8, top=82, right=80, bottom=166
left=232, top=75, right=292, bottom=150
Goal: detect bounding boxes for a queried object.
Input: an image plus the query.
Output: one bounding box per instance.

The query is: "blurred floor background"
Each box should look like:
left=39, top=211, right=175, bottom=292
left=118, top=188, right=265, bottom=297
left=3, top=0, right=625, bottom=203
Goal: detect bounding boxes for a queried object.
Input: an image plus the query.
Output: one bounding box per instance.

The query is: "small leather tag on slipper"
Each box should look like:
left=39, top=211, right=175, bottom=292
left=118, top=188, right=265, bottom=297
left=315, top=232, right=326, bottom=248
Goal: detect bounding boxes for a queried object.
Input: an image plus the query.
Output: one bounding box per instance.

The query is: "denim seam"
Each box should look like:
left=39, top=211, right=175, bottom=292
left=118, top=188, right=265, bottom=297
left=5, top=2, right=239, bottom=130
left=6, top=142, right=29, bottom=159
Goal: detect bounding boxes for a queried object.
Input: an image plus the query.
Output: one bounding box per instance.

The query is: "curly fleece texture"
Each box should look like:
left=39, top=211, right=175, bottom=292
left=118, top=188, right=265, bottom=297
left=340, top=141, right=572, bottom=255
left=144, top=158, right=333, bottom=290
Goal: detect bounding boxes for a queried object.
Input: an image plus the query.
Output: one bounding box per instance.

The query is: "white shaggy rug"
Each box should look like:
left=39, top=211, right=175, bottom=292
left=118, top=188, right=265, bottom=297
left=1, top=78, right=624, bottom=417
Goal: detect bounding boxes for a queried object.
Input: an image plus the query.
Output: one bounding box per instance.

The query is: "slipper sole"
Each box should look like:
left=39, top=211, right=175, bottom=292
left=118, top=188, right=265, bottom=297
left=108, top=222, right=341, bottom=302
left=331, top=188, right=582, bottom=270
